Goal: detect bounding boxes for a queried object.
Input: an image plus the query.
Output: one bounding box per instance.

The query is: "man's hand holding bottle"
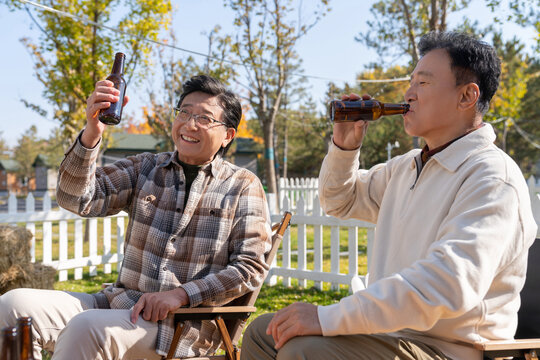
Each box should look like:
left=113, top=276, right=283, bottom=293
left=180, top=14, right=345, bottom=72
left=332, top=93, right=371, bottom=151
left=82, top=80, right=129, bottom=149
left=82, top=52, right=128, bottom=148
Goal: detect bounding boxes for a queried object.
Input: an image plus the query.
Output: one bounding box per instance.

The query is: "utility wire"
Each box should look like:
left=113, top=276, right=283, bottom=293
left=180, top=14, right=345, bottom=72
left=489, top=117, right=540, bottom=149
left=18, top=0, right=411, bottom=84
left=486, top=116, right=509, bottom=124
left=512, top=120, right=540, bottom=149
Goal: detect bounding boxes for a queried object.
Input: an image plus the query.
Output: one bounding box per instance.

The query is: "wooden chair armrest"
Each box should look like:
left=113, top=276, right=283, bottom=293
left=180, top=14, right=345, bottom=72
left=473, top=338, right=540, bottom=351
left=172, top=306, right=256, bottom=314
left=172, top=306, right=257, bottom=322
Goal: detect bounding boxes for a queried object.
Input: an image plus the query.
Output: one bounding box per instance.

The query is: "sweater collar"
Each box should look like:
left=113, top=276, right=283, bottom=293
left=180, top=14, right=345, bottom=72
left=420, top=123, right=484, bottom=165
left=425, top=123, right=496, bottom=172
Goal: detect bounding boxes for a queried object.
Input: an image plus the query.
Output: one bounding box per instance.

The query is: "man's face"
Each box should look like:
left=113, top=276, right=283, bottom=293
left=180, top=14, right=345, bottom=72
left=403, top=48, right=464, bottom=148
left=172, top=91, right=235, bottom=165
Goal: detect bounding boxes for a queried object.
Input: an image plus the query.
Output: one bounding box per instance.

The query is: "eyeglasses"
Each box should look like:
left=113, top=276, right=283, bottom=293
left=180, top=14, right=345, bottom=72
left=173, top=107, right=227, bottom=129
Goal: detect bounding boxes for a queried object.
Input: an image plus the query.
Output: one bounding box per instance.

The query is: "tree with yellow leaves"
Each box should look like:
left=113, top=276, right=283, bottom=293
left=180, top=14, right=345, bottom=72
left=7, top=0, right=172, bottom=143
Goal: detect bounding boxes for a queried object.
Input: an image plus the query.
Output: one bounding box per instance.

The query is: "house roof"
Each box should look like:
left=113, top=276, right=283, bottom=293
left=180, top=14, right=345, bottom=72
left=33, top=154, right=48, bottom=167
left=235, top=137, right=259, bottom=154
left=107, top=133, right=162, bottom=152
left=105, top=134, right=260, bottom=154
left=0, top=159, right=20, bottom=172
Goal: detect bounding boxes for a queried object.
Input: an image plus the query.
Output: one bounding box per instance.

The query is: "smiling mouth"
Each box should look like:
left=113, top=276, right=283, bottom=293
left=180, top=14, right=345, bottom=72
left=181, top=134, right=200, bottom=143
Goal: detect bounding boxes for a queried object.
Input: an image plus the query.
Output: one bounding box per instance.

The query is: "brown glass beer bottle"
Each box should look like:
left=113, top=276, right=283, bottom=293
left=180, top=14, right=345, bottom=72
left=1, top=326, right=21, bottom=360
left=99, top=52, right=127, bottom=125
left=330, top=100, right=409, bottom=122
left=17, top=317, right=35, bottom=360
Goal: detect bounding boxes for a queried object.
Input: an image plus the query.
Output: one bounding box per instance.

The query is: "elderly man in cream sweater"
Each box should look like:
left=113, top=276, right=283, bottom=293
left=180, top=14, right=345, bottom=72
left=241, top=31, right=537, bottom=360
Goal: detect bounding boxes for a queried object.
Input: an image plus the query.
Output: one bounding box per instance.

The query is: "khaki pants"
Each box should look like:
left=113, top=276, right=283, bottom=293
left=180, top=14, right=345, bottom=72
left=241, top=313, right=452, bottom=360
left=0, top=288, right=161, bottom=360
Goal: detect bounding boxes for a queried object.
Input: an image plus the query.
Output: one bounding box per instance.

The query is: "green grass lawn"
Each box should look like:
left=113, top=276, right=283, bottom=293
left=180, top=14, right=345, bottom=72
left=53, top=269, right=351, bottom=313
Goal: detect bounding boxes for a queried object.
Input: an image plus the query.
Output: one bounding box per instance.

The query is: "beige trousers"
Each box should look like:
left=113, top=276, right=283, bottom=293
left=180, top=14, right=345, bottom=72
left=0, top=288, right=162, bottom=360
left=240, top=313, right=453, bottom=360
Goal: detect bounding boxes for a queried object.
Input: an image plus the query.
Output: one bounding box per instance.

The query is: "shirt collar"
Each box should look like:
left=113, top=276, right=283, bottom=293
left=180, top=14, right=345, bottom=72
left=420, top=123, right=484, bottom=165
left=424, top=123, right=496, bottom=172
left=157, top=152, right=175, bottom=168
left=157, top=150, right=223, bottom=178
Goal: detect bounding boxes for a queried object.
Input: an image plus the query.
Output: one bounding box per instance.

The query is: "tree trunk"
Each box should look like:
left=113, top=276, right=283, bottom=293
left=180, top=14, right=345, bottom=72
left=263, top=120, right=278, bottom=206
left=430, top=0, right=439, bottom=31
left=400, top=0, right=420, bottom=148
left=440, top=0, right=448, bottom=31
left=399, top=0, right=419, bottom=64
left=502, top=119, right=508, bottom=153
left=283, top=119, right=288, bottom=179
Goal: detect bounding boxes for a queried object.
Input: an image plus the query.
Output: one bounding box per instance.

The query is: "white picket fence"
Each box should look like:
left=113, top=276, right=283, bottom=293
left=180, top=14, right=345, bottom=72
left=270, top=195, right=375, bottom=290
left=0, top=192, right=127, bottom=282
left=1, top=175, right=539, bottom=289
left=279, top=177, right=319, bottom=214
left=0, top=191, right=372, bottom=289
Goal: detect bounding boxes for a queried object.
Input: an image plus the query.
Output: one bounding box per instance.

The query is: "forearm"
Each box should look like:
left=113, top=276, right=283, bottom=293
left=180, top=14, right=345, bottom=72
left=57, top=134, right=101, bottom=215
left=57, top=133, right=137, bottom=217
left=319, top=140, right=385, bottom=222
left=181, top=261, right=267, bottom=307
left=182, top=224, right=271, bottom=307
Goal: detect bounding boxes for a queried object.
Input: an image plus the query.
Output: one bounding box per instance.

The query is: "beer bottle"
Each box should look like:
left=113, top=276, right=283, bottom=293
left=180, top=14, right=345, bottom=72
left=330, top=100, right=409, bottom=122
left=1, top=326, right=21, bottom=360
left=17, top=317, right=35, bottom=360
left=99, top=52, right=127, bottom=125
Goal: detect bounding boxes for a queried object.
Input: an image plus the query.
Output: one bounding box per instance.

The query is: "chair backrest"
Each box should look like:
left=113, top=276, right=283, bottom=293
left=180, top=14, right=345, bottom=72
left=225, top=211, right=292, bottom=344
left=515, top=238, right=540, bottom=339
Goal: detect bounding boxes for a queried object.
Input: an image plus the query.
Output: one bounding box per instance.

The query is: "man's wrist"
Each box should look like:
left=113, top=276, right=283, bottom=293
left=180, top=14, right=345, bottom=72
left=80, top=128, right=101, bottom=149
left=332, top=137, right=361, bottom=151
left=176, top=287, right=190, bottom=307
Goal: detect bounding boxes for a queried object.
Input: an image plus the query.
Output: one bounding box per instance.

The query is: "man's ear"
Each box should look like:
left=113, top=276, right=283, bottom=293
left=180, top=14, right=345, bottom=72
left=458, top=82, right=480, bottom=111
left=222, top=127, right=236, bottom=148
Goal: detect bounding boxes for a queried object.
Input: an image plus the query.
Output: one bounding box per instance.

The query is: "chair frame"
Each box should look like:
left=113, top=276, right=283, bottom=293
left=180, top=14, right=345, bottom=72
left=165, top=211, right=292, bottom=360
left=471, top=238, right=540, bottom=360
left=473, top=339, right=539, bottom=359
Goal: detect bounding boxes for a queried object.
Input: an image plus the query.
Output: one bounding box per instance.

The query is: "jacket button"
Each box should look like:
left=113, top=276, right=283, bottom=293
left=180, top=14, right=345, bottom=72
left=163, top=266, right=167, bottom=271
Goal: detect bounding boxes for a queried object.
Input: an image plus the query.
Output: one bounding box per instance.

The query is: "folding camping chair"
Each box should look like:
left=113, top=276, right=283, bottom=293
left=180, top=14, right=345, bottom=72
left=165, top=211, right=292, bottom=360
left=472, top=238, right=540, bottom=360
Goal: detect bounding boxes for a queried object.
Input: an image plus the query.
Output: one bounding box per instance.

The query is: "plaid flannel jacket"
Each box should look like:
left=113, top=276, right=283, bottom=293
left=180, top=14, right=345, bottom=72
left=56, top=136, right=272, bottom=358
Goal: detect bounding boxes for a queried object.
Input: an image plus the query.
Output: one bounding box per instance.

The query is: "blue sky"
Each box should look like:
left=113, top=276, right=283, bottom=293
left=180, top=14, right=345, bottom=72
left=0, top=0, right=537, bottom=148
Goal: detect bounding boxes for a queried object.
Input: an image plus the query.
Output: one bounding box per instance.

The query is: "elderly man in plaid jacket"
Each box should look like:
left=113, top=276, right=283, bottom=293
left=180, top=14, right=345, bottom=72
left=0, top=75, right=272, bottom=360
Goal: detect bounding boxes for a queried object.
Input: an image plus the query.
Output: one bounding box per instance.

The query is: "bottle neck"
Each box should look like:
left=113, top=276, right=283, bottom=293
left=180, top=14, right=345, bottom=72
left=18, top=317, right=34, bottom=359
left=111, top=53, right=126, bottom=74
left=2, top=328, right=18, bottom=358
left=381, top=103, right=409, bottom=115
